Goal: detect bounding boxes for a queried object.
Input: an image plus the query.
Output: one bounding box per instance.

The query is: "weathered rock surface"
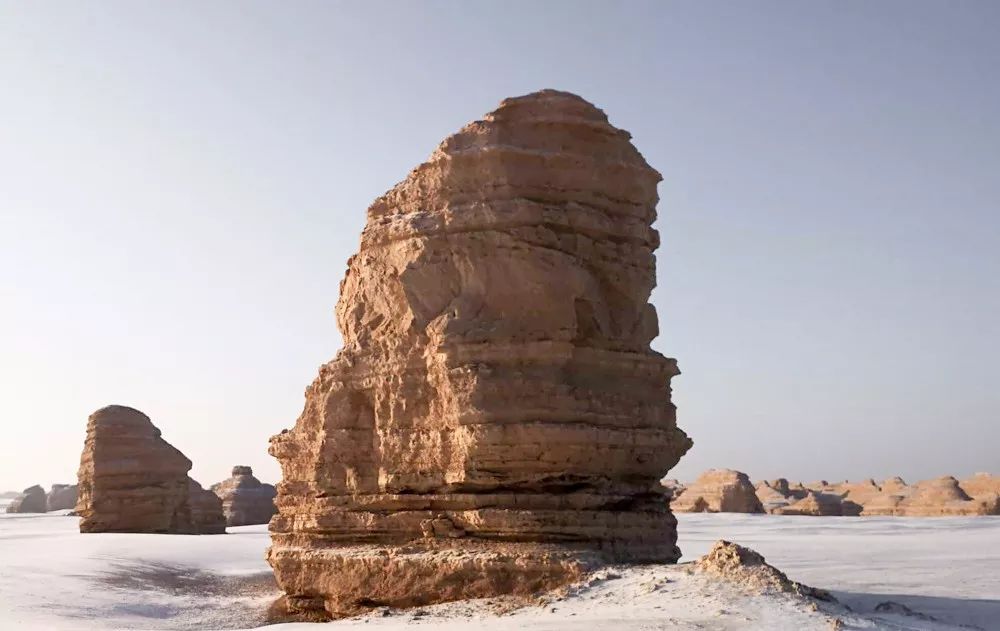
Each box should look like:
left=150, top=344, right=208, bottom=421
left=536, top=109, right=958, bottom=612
left=211, top=466, right=277, bottom=526
left=46, top=484, right=78, bottom=511
left=268, top=90, right=691, bottom=618
left=76, top=405, right=225, bottom=534
left=672, top=469, right=763, bottom=513
left=5, top=485, right=46, bottom=513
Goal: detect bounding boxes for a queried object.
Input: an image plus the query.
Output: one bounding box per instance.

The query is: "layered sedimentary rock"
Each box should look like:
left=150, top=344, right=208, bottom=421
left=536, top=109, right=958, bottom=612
left=862, top=476, right=999, bottom=517
left=46, top=484, right=78, bottom=511
left=211, top=466, right=277, bottom=526
left=5, top=485, right=46, bottom=513
left=268, top=90, right=691, bottom=618
left=76, top=405, right=224, bottom=534
left=672, top=470, right=763, bottom=513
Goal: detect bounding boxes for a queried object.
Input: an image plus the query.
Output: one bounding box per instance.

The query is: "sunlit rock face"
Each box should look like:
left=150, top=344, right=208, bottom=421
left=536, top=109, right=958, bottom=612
left=76, top=405, right=224, bottom=534
left=267, top=89, right=691, bottom=619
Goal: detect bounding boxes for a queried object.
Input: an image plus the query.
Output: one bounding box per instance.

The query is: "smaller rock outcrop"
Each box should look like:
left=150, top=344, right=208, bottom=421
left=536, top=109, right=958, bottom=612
left=692, top=540, right=834, bottom=601
left=210, top=466, right=277, bottom=526
left=5, top=485, right=46, bottom=513
left=672, top=470, right=764, bottom=513
left=46, top=484, right=78, bottom=511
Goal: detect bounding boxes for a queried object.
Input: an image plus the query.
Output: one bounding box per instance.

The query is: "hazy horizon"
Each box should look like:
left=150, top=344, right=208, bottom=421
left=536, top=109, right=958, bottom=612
left=2, top=2, right=998, bottom=492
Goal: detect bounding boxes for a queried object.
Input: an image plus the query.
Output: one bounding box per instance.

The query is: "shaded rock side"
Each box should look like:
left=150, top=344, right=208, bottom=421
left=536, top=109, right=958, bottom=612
left=46, top=484, right=78, bottom=511
left=76, top=405, right=224, bottom=534
left=268, top=89, right=692, bottom=618
left=211, top=466, right=277, bottom=526
left=188, top=478, right=227, bottom=534
left=754, top=481, right=791, bottom=513
left=5, top=485, right=46, bottom=513
left=672, top=469, right=763, bottom=513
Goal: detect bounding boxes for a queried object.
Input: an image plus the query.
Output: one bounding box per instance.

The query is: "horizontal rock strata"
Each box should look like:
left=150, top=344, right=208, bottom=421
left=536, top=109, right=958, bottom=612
left=268, top=89, right=691, bottom=618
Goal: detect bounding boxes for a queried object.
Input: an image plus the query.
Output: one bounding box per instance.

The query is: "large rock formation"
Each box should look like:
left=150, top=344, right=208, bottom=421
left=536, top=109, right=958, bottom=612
left=267, top=90, right=691, bottom=618
left=672, top=469, right=763, bottom=513
left=46, top=484, right=78, bottom=511
left=76, top=405, right=225, bottom=534
left=753, top=481, right=791, bottom=513
left=211, top=466, right=277, bottom=526
left=5, top=485, right=46, bottom=513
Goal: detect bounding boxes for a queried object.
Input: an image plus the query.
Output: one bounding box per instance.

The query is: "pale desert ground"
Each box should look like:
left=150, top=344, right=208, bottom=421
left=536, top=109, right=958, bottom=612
left=1, top=500, right=997, bottom=631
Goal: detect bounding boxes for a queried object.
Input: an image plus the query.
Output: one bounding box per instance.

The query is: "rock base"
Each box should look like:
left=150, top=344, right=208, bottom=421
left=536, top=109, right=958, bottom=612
left=266, top=541, right=594, bottom=619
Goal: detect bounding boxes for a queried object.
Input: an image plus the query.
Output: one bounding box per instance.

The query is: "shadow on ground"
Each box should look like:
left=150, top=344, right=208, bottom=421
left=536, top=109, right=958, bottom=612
left=835, top=591, right=999, bottom=631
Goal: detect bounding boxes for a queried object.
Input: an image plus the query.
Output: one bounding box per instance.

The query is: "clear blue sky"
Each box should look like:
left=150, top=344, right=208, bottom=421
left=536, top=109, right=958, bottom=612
left=1, top=1, right=998, bottom=491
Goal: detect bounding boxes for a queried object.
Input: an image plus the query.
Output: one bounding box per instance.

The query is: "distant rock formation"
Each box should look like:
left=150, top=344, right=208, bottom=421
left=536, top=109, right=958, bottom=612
left=672, top=470, right=764, bottom=513
left=267, top=90, right=691, bottom=619
left=960, top=473, right=1000, bottom=500
left=754, top=482, right=791, bottom=513
left=862, top=476, right=999, bottom=517
left=5, top=485, right=46, bottom=513
left=211, top=466, right=277, bottom=526
left=46, top=484, right=77, bottom=511
left=773, top=491, right=862, bottom=516
left=76, top=405, right=225, bottom=534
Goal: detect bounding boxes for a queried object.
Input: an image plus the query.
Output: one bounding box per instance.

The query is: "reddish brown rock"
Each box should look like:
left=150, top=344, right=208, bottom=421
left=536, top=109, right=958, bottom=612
left=267, top=90, right=691, bottom=618
left=46, top=484, right=78, bottom=511
left=76, top=405, right=225, bottom=534
left=672, top=470, right=763, bottom=513
left=211, top=466, right=277, bottom=526
left=5, top=485, right=46, bottom=513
